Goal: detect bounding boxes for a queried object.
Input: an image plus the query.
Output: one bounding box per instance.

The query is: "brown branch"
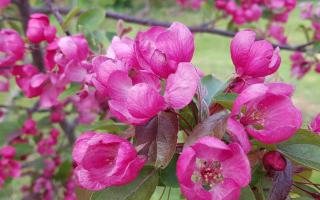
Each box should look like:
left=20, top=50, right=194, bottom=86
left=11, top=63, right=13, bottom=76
left=14, top=0, right=45, bottom=72
left=29, top=7, right=315, bottom=52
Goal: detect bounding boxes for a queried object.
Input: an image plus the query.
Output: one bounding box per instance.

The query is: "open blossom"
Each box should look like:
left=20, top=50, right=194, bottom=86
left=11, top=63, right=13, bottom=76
left=309, top=114, right=320, bottom=134
left=0, top=29, right=24, bottom=67
left=106, top=62, right=200, bottom=125
left=134, top=22, right=194, bottom=78
left=231, top=30, right=281, bottom=78
left=0, top=0, right=10, bottom=9
left=45, top=35, right=89, bottom=71
left=27, top=13, right=56, bottom=44
left=0, top=146, right=16, bottom=159
left=230, top=83, right=302, bottom=144
left=72, top=132, right=146, bottom=190
left=177, top=136, right=251, bottom=200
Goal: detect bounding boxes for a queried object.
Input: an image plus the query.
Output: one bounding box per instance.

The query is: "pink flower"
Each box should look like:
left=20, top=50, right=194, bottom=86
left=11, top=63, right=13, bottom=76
left=27, top=13, right=56, bottom=44
left=0, top=0, right=10, bottom=9
left=290, top=52, right=311, bottom=79
left=231, top=30, right=281, bottom=78
left=300, top=2, right=313, bottom=19
left=0, top=158, right=21, bottom=181
left=316, top=63, right=320, bottom=73
left=135, top=22, right=194, bottom=78
left=0, top=146, right=16, bottom=159
left=230, top=83, right=302, bottom=144
left=72, top=132, right=146, bottom=190
left=177, top=136, right=251, bottom=200
left=107, top=36, right=138, bottom=68
left=309, top=114, right=320, bottom=134
left=263, top=151, right=286, bottom=171
left=50, top=105, right=65, bottom=123
left=33, top=177, right=54, bottom=199
left=106, top=62, right=199, bottom=125
left=176, top=0, right=205, bottom=10
left=0, top=29, right=24, bottom=67
left=45, top=35, right=89, bottom=71
left=268, top=23, right=287, bottom=45
left=22, top=118, right=38, bottom=135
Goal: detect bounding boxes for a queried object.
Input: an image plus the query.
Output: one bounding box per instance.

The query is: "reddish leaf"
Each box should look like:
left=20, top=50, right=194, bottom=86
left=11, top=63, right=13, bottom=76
left=135, top=111, right=178, bottom=168
left=184, top=111, right=228, bottom=146
left=268, top=159, right=293, bottom=200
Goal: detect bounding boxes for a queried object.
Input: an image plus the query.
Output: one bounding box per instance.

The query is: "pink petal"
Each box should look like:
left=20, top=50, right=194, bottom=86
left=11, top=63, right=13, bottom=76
left=227, top=118, right=252, bottom=153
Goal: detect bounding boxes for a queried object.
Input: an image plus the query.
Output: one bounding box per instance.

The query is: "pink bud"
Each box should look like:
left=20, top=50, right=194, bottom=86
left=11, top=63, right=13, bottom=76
left=22, top=118, right=37, bottom=135
left=263, top=151, right=286, bottom=171
left=0, top=29, right=24, bottom=67
left=27, top=13, right=56, bottom=43
left=0, top=146, right=16, bottom=159
left=309, top=114, right=320, bottom=134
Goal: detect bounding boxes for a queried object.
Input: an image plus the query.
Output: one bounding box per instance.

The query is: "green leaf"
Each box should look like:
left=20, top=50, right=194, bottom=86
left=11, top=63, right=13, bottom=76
left=62, top=7, right=81, bottom=30
left=58, top=83, right=82, bottom=100
left=279, top=129, right=320, bottom=146
left=240, top=187, right=256, bottom=200
left=278, top=144, right=320, bottom=171
left=201, top=74, right=224, bottom=105
left=213, top=93, right=237, bottom=110
left=12, top=143, right=33, bottom=158
left=135, top=112, right=178, bottom=169
left=76, top=120, right=127, bottom=133
left=78, top=8, right=105, bottom=31
left=160, top=154, right=179, bottom=188
left=91, top=167, right=159, bottom=200
left=54, top=160, right=72, bottom=182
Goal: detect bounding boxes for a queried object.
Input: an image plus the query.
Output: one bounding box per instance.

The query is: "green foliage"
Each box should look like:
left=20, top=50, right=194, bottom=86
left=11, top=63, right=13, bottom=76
left=240, top=187, right=256, bottom=200
left=159, top=154, right=179, bottom=188
left=91, top=167, right=159, bottom=200
left=213, top=93, right=237, bottom=110
left=58, top=83, right=82, bottom=100
left=54, top=160, right=73, bottom=182
left=77, top=8, right=105, bottom=31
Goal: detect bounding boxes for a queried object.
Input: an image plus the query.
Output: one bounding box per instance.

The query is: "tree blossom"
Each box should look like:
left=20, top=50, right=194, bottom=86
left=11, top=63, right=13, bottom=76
left=176, top=0, right=206, bottom=10
left=309, top=114, right=320, bottom=134
left=230, top=83, right=302, bottom=144
left=268, top=23, right=287, bottom=45
left=230, top=30, right=281, bottom=78
left=134, top=22, right=194, bottom=78
left=0, top=146, right=20, bottom=188
left=22, top=118, right=38, bottom=135
left=0, top=29, right=24, bottom=67
left=290, top=51, right=312, bottom=79
left=27, top=13, right=56, bottom=44
left=177, top=136, right=251, bottom=200
left=106, top=62, right=200, bottom=125
left=72, top=132, right=146, bottom=190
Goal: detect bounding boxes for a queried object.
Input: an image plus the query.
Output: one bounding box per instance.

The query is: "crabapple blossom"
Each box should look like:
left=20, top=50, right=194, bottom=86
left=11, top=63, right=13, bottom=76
left=231, top=30, right=281, bottom=78
left=230, top=83, right=302, bottom=144
left=176, top=0, right=205, bottom=10
left=27, top=13, right=56, bottom=43
left=263, top=151, right=287, bottom=171
left=22, top=118, right=38, bottom=135
left=72, top=132, right=146, bottom=190
left=0, top=29, right=24, bottom=67
left=134, top=22, right=194, bottom=78
left=177, top=136, right=251, bottom=200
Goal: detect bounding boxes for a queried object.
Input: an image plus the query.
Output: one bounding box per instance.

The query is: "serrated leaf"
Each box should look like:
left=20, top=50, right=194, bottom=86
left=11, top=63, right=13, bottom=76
left=135, top=112, right=178, bottom=169
left=268, top=159, right=293, bottom=200
left=58, top=83, right=82, bottom=100
left=159, top=154, right=179, bottom=188
left=278, top=144, right=320, bottom=171
left=184, top=111, right=228, bottom=146
left=78, top=8, right=105, bottom=31
left=240, top=186, right=256, bottom=200
left=90, top=167, right=159, bottom=200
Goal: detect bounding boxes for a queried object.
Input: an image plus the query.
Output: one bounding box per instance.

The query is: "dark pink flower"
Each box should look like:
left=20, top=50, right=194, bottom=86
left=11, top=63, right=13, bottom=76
left=290, top=52, right=311, bottom=79
left=22, top=118, right=38, bottom=135
left=316, top=63, right=320, bottom=73
left=106, top=62, right=199, bottom=125
left=50, top=105, right=65, bottom=123
left=0, top=158, right=21, bottom=180
left=33, top=177, right=54, bottom=199
left=263, top=151, right=286, bottom=171
left=176, top=0, right=205, bottom=10
left=0, top=0, right=10, bottom=9
left=27, top=13, right=56, bottom=43
left=135, top=22, right=194, bottom=78
left=231, top=30, right=281, bottom=78
left=309, top=114, right=320, bottom=134
left=72, top=132, right=146, bottom=190
left=0, top=29, right=24, bottom=67
left=230, top=83, right=302, bottom=144
left=0, top=146, right=16, bottom=159
left=268, top=23, right=287, bottom=45
left=177, top=136, right=251, bottom=200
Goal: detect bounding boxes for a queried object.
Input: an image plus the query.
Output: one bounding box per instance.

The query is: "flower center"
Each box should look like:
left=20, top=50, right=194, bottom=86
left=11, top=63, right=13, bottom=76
left=240, top=106, right=264, bottom=128
left=192, top=160, right=224, bottom=190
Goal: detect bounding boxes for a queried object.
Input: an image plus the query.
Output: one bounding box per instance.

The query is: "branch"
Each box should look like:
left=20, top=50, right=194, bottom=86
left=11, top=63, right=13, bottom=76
left=14, top=0, right=45, bottom=72
left=29, top=7, right=315, bottom=52
left=59, top=119, right=77, bottom=145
